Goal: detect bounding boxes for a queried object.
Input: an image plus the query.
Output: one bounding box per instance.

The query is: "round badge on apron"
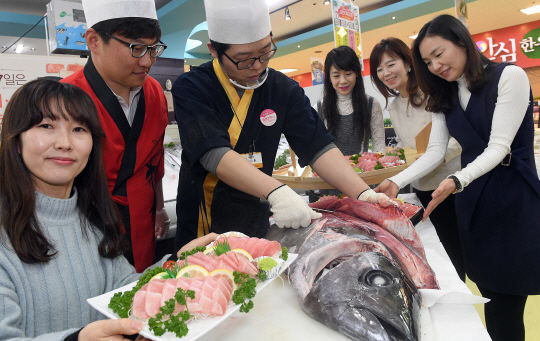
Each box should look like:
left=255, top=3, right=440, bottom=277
left=260, top=109, right=277, bottom=126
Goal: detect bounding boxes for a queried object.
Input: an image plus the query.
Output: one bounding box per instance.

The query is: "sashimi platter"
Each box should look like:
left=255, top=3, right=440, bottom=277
left=273, top=149, right=414, bottom=188
left=88, top=233, right=296, bottom=341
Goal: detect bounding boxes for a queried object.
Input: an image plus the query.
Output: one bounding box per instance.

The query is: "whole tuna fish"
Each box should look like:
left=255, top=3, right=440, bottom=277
left=267, top=216, right=438, bottom=289
left=283, top=224, right=420, bottom=341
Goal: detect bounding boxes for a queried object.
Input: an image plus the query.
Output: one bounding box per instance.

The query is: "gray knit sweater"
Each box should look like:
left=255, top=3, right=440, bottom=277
left=0, top=189, right=140, bottom=340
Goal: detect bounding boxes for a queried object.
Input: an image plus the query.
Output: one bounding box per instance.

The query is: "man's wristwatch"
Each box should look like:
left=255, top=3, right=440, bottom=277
left=447, top=175, right=463, bottom=193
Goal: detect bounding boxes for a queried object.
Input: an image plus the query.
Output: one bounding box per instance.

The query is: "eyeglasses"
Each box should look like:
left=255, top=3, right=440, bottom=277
left=223, top=40, right=277, bottom=70
left=104, top=33, right=167, bottom=58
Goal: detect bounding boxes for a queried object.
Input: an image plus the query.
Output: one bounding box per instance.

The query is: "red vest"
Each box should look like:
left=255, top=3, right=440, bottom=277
left=62, top=69, right=168, bottom=272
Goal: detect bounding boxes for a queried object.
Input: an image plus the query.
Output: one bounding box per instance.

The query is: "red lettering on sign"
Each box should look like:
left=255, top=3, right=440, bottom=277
left=338, top=6, right=354, bottom=21
left=47, top=63, right=65, bottom=73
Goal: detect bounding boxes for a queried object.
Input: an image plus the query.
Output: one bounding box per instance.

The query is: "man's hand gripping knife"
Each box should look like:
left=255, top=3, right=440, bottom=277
left=267, top=184, right=322, bottom=229
left=358, top=188, right=394, bottom=208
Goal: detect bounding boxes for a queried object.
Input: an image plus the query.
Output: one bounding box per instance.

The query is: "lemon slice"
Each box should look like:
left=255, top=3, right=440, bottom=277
left=392, top=198, right=405, bottom=205
left=203, top=246, right=217, bottom=256
left=209, top=268, right=238, bottom=291
left=176, top=265, right=209, bottom=279
left=231, top=248, right=253, bottom=261
left=150, top=271, right=171, bottom=281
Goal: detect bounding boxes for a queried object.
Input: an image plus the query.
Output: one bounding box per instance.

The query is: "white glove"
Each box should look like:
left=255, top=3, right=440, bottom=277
left=155, top=207, right=170, bottom=239
left=358, top=189, right=394, bottom=207
left=267, top=185, right=322, bottom=229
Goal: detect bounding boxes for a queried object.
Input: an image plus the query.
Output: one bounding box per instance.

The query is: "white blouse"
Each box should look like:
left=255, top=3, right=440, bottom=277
left=390, top=65, right=530, bottom=189
left=387, top=95, right=461, bottom=191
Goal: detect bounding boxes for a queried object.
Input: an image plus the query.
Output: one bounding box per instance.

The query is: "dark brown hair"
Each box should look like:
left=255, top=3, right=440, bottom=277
left=0, top=79, right=126, bottom=263
left=322, top=45, right=370, bottom=140
left=370, top=37, right=424, bottom=108
left=412, top=14, right=494, bottom=113
left=93, top=17, right=162, bottom=44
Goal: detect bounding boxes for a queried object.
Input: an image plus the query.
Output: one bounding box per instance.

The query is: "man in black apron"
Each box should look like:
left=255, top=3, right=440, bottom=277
left=173, top=0, right=393, bottom=249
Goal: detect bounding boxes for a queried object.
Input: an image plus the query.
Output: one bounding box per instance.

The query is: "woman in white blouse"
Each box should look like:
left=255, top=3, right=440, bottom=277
left=376, top=15, right=540, bottom=341
left=369, top=37, right=465, bottom=281
left=317, top=45, right=385, bottom=155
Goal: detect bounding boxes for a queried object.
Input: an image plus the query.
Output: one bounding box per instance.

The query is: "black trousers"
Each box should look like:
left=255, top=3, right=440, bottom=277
left=414, top=189, right=466, bottom=282
left=477, top=285, right=528, bottom=341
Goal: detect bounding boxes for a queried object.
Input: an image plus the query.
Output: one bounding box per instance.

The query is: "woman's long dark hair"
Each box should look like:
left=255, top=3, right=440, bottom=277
left=412, top=14, right=494, bottom=113
left=0, top=79, right=126, bottom=263
left=322, top=45, right=370, bottom=140
left=370, top=37, right=424, bottom=108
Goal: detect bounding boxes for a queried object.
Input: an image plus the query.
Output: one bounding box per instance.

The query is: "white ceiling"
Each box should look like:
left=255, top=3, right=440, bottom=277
left=268, top=0, right=540, bottom=76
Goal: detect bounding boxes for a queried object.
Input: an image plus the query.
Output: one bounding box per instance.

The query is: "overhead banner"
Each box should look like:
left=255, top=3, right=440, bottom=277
left=310, top=57, right=324, bottom=86
left=455, top=0, right=469, bottom=29
left=331, top=0, right=363, bottom=70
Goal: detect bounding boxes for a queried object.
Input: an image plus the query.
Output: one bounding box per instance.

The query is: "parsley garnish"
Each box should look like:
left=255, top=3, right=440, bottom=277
left=232, top=271, right=257, bottom=313
left=374, top=161, right=384, bottom=170
left=148, top=288, right=195, bottom=338
left=349, top=154, right=360, bottom=162
left=177, top=246, right=206, bottom=261
left=280, top=246, right=288, bottom=261
left=385, top=148, right=405, bottom=160
left=397, top=148, right=405, bottom=160
left=109, top=266, right=165, bottom=318
left=257, top=270, right=268, bottom=282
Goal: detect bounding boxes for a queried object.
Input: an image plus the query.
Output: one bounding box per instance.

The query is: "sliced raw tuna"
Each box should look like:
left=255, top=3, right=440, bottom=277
left=218, top=251, right=258, bottom=276
left=379, top=156, right=400, bottom=164
left=357, top=159, right=377, bottom=171
left=145, top=280, right=165, bottom=317
left=187, top=251, right=258, bottom=275
left=132, top=277, right=234, bottom=319
left=215, top=236, right=282, bottom=258
left=160, top=279, right=178, bottom=307
left=132, top=284, right=149, bottom=319
left=212, top=289, right=228, bottom=315
left=216, top=277, right=233, bottom=296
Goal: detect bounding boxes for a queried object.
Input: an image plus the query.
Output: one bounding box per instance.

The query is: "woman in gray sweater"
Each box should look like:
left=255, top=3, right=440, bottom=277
left=0, top=80, right=213, bottom=341
left=317, top=45, right=386, bottom=155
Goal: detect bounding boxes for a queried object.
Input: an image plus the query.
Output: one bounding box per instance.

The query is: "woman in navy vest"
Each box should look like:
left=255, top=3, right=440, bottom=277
left=376, top=15, right=540, bottom=341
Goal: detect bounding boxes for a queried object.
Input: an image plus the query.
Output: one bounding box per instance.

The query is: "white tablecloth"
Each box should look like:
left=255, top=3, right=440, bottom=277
left=198, top=193, right=491, bottom=341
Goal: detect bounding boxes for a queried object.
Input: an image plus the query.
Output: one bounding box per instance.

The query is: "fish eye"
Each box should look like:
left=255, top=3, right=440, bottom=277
left=362, top=270, right=394, bottom=287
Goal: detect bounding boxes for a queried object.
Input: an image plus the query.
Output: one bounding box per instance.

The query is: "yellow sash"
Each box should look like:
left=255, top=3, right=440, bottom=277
left=197, top=59, right=254, bottom=237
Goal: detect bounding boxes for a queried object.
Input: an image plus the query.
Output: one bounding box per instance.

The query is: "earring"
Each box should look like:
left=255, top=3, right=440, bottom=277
left=407, top=67, right=412, bottom=73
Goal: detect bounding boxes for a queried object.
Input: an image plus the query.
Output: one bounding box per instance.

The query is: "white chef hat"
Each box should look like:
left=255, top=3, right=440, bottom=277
left=204, top=0, right=272, bottom=44
left=82, top=0, right=158, bottom=28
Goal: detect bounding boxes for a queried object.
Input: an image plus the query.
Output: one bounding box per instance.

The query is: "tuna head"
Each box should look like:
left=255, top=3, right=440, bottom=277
left=302, top=252, right=419, bottom=341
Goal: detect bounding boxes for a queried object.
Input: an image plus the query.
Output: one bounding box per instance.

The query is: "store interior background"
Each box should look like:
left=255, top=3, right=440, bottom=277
left=1, top=0, right=540, bottom=338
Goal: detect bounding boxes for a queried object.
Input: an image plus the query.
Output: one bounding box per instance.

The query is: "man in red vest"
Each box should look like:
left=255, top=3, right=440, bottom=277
left=62, top=0, right=169, bottom=272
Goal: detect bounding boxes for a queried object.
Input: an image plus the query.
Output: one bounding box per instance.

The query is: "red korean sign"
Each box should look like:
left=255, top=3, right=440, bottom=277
left=472, top=20, right=540, bottom=68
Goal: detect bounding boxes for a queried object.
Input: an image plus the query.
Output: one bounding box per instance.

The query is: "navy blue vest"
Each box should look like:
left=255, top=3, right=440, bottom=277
left=445, top=63, right=540, bottom=295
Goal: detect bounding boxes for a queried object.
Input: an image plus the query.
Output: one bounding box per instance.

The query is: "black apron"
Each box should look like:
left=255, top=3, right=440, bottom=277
left=445, top=63, right=540, bottom=295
